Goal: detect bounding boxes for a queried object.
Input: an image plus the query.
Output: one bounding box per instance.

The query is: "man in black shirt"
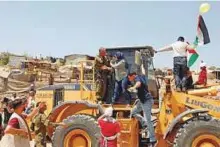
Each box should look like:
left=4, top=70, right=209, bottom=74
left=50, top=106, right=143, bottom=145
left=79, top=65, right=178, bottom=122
left=128, top=72, right=156, bottom=145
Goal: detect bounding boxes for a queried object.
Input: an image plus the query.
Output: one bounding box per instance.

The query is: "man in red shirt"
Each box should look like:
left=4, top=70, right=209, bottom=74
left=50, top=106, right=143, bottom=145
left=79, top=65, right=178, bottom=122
left=195, top=62, right=207, bottom=86
left=98, top=107, right=120, bottom=147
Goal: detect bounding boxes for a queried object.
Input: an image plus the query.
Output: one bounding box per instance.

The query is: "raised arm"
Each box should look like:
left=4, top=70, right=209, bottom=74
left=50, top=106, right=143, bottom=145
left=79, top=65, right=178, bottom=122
left=110, top=60, right=125, bottom=69
left=157, top=45, right=173, bottom=53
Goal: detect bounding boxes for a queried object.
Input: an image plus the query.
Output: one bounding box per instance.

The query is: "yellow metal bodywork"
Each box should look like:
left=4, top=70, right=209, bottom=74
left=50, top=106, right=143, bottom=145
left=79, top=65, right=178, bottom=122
left=157, top=89, right=220, bottom=136
left=155, top=80, right=220, bottom=147
left=64, top=90, right=96, bottom=101
left=35, top=90, right=96, bottom=118
left=35, top=60, right=96, bottom=108
left=117, top=118, right=139, bottom=147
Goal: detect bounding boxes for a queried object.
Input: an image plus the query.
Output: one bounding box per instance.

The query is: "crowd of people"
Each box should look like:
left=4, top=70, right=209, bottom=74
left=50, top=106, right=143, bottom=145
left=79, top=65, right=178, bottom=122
left=0, top=90, right=38, bottom=147
left=0, top=87, right=65, bottom=147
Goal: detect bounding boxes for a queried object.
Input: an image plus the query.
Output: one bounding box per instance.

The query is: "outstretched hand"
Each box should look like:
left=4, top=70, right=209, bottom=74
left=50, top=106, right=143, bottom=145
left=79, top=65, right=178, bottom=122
left=128, top=87, right=137, bottom=92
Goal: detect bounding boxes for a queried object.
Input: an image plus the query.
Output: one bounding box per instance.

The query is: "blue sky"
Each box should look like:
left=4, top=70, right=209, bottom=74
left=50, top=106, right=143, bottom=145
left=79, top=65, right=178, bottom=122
left=0, top=1, right=219, bottom=69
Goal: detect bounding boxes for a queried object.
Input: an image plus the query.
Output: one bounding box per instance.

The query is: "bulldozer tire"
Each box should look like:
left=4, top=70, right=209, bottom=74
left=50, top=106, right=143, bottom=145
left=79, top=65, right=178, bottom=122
left=174, top=117, right=220, bottom=147
left=52, top=114, right=100, bottom=147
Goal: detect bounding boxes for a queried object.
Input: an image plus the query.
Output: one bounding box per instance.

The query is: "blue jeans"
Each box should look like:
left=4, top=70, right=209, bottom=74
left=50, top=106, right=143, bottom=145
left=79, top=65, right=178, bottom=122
left=122, top=77, right=131, bottom=104
left=173, top=57, right=187, bottom=89
left=182, top=76, right=194, bottom=90
left=131, top=97, right=156, bottom=142
left=112, top=80, right=122, bottom=103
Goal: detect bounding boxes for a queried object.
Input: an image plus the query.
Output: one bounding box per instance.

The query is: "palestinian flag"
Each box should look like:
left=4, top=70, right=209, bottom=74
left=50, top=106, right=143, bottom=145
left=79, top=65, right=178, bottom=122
left=188, top=46, right=199, bottom=67
left=197, top=15, right=210, bottom=45
left=188, top=15, right=210, bottom=67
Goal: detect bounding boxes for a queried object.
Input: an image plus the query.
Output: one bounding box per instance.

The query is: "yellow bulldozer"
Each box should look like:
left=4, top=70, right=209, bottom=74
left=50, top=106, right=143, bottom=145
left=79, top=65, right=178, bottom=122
left=35, top=46, right=220, bottom=147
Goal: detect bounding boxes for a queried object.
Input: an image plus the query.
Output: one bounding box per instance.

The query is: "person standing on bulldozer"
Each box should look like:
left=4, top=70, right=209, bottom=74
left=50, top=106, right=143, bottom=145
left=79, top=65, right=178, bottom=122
left=94, top=48, right=112, bottom=102
left=156, top=36, right=192, bottom=92
left=110, top=52, right=128, bottom=104
left=128, top=72, right=157, bottom=146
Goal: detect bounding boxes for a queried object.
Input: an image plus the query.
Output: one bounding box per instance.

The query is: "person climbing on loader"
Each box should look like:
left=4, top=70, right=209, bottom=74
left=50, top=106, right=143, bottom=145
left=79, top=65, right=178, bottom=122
left=128, top=72, right=157, bottom=146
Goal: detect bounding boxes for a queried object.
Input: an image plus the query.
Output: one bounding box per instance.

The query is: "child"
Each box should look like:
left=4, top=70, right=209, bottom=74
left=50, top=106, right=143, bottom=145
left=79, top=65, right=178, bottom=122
left=195, top=62, right=207, bottom=86
left=98, top=107, right=120, bottom=147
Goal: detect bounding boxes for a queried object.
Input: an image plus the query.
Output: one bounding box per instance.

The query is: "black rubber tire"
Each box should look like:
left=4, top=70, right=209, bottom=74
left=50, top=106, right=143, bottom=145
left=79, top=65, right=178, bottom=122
left=174, top=117, right=220, bottom=147
left=52, top=114, right=101, bottom=147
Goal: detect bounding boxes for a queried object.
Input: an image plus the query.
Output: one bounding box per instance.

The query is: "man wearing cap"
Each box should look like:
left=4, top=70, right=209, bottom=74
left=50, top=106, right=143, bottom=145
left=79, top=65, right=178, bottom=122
left=94, top=48, right=112, bottom=102
left=156, top=36, right=193, bottom=92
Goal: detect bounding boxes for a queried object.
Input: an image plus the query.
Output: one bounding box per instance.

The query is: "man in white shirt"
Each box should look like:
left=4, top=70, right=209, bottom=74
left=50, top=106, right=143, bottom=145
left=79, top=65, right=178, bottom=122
left=156, top=36, right=192, bottom=92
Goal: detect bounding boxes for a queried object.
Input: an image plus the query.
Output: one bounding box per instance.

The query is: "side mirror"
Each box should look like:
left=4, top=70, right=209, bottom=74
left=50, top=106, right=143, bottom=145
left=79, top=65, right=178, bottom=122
left=135, top=51, right=141, bottom=66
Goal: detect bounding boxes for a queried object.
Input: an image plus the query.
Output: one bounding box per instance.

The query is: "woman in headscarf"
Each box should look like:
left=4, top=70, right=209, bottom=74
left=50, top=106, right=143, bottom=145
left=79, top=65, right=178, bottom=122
left=98, top=107, right=120, bottom=147
left=0, top=97, right=41, bottom=147
left=110, top=52, right=128, bottom=104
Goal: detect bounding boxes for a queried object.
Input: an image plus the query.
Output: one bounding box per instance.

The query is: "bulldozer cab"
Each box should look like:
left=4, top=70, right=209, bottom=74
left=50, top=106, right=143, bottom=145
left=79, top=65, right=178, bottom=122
left=105, top=46, right=159, bottom=103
